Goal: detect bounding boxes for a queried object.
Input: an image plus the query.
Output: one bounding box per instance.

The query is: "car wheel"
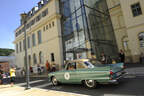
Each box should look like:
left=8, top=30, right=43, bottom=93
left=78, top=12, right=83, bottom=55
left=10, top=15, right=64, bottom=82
left=51, top=76, right=58, bottom=86
left=84, top=80, right=97, bottom=88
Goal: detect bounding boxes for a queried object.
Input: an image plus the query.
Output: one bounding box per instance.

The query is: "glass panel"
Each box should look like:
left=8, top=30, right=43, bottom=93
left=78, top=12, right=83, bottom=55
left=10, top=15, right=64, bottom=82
left=131, top=3, right=142, bottom=17
left=60, top=0, right=118, bottom=61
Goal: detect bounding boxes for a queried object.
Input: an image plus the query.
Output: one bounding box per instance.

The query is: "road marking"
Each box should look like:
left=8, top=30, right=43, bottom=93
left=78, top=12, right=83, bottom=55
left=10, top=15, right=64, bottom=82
left=17, top=80, right=45, bottom=86
left=35, top=82, right=52, bottom=88
left=104, top=94, right=135, bottom=96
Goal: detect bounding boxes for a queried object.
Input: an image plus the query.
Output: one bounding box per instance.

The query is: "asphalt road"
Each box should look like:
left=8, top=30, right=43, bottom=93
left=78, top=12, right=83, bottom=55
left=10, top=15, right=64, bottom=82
left=14, top=64, right=144, bottom=96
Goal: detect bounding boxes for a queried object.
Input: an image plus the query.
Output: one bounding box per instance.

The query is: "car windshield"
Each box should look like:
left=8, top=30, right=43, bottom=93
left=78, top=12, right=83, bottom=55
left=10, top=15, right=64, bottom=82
left=84, top=61, right=95, bottom=68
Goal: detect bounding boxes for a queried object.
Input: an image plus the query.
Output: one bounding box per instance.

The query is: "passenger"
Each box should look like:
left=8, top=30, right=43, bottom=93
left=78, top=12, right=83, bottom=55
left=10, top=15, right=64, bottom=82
left=68, top=65, right=75, bottom=70
left=112, top=59, right=117, bottom=64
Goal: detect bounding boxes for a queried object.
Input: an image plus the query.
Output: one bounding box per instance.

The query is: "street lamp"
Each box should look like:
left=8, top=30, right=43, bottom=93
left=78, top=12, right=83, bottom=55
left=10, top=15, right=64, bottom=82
left=21, top=13, right=31, bottom=90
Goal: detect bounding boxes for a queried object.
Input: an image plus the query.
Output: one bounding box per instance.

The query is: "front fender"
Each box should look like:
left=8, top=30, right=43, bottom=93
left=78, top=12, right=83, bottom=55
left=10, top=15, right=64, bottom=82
left=48, top=73, right=55, bottom=81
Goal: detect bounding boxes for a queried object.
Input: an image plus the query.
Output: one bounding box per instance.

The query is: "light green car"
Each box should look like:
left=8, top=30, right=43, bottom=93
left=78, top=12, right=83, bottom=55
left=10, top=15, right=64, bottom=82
left=48, top=59, right=126, bottom=88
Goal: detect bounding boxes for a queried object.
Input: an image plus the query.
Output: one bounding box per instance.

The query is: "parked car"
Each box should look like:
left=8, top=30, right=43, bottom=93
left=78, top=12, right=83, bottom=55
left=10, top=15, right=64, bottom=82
left=48, top=59, right=126, bottom=88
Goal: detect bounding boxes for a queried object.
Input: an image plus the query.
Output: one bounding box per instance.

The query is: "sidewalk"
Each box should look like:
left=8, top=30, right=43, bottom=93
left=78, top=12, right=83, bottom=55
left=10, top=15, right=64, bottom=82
left=0, top=85, right=87, bottom=96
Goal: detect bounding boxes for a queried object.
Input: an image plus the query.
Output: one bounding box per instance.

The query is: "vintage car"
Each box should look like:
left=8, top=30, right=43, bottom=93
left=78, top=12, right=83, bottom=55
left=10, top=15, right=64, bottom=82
left=48, top=59, right=126, bottom=88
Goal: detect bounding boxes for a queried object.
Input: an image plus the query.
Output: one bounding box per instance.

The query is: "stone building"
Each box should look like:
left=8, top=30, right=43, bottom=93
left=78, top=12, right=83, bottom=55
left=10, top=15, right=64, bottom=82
left=107, top=0, right=144, bottom=63
left=14, top=0, right=120, bottom=70
left=14, top=0, right=63, bottom=70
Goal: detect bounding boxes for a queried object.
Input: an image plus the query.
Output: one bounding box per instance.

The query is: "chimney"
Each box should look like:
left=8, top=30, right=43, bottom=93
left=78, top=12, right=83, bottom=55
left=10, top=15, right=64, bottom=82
left=20, top=13, right=27, bottom=25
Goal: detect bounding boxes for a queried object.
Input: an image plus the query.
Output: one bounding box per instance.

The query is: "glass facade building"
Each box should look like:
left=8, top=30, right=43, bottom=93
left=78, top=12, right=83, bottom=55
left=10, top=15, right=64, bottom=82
left=60, top=0, right=118, bottom=60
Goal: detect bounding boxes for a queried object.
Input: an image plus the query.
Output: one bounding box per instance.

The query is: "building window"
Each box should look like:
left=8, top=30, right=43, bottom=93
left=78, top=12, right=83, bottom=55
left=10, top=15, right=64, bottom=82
left=52, top=21, right=55, bottom=27
left=36, top=14, right=41, bottom=22
left=43, top=26, right=46, bottom=31
left=33, top=53, right=37, bottom=65
left=19, top=41, right=22, bottom=52
left=28, top=55, right=31, bottom=66
left=139, top=32, right=144, bottom=48
left=27, top=36, right=31, bottom=49
left=22, top=27, right=25, bottom=32
left=37, top=30, right=42, bottom=44
left=26, top=23, right=30, bottom=29
left=15, top=32, right=18, bottom=37
left=24, top=56, right=26, bottom=65
left=46, top=25, right=48, bottom=30
left=31, top=19, right=35, bottom=26
left=49, top=23, right=51, bottom=28
left=23, top=39, right=25, bottom=50
left=42, top=8, right=48, bottom=17
left=131, top=3, right=142, bottom=17
left=32, top=33, right=36, bottom=46
left=16, top=44, right=18, bottom=53
left=51, top=53, right=55, bottom=62
left=39, top=52, right=43, bottom=64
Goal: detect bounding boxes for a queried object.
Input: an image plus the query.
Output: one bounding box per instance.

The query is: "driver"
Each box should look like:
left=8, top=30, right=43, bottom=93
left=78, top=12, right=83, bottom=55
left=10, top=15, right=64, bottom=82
left=68, top=65, right=75, bottom=70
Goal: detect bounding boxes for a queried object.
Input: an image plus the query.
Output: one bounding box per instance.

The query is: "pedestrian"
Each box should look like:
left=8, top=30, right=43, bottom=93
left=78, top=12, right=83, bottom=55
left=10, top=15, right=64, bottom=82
left=30, top=66, right=33, bottom=74
left=0, top=68, right=3, bottom=85
left=51, top=62, right=56, bottom=72
left=46, top=60, right=50, bottom=72
left=107, top=56, right=112, bottom=64
left=21, top=68, right=25, bottom=77
left=2, top=72, right=7, bottom=84
left=6, top=72, right=10, bottom=84
left=37, top=64, right=41, bottom=75
left=100, top=52, right=107, bottom=64
left=0, top=71, right=3, bottom=85
left=119, top=49, right=125, bottom=63
left=10, top=66, right=16, bottom=87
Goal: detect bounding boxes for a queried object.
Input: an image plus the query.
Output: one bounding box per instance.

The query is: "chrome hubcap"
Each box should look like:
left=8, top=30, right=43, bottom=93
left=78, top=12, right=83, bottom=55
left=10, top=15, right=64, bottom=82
left=85, top=80, right=95, bottom=88
left=52, top=77, right=57, bottom=85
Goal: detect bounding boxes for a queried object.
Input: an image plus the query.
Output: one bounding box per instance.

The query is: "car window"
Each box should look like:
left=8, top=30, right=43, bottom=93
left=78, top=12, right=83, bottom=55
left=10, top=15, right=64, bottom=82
left=67, top=62, right=76, bottom=70
left=84, top=61, right=95, bottom=68
left=76, top=62, right=87, bottom=69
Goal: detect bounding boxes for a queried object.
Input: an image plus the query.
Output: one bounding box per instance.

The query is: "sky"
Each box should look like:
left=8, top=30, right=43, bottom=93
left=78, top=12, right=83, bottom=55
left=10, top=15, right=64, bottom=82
left=0, top=0, right=40, bottom=49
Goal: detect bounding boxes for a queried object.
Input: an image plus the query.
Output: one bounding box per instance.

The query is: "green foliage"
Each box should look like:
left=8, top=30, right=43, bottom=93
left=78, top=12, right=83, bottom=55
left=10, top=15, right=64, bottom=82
left=0, top=48, right=15, bottom=56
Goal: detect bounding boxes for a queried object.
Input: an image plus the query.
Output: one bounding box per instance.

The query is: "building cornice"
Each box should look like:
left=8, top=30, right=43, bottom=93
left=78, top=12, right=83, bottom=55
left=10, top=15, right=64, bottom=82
left=15, top=0, right=53, bottom=33
left=14, top=13, right=61, bottom=44
left=126, top=22, right=144, bottom=30
left=108, top=4, right=121, bottom=12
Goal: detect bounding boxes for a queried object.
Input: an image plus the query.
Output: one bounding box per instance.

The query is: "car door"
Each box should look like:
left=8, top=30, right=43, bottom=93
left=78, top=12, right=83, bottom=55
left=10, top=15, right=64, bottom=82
left=76, top=61, right=88, bottom=82
left=61, top=62, right=78, bottom=84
